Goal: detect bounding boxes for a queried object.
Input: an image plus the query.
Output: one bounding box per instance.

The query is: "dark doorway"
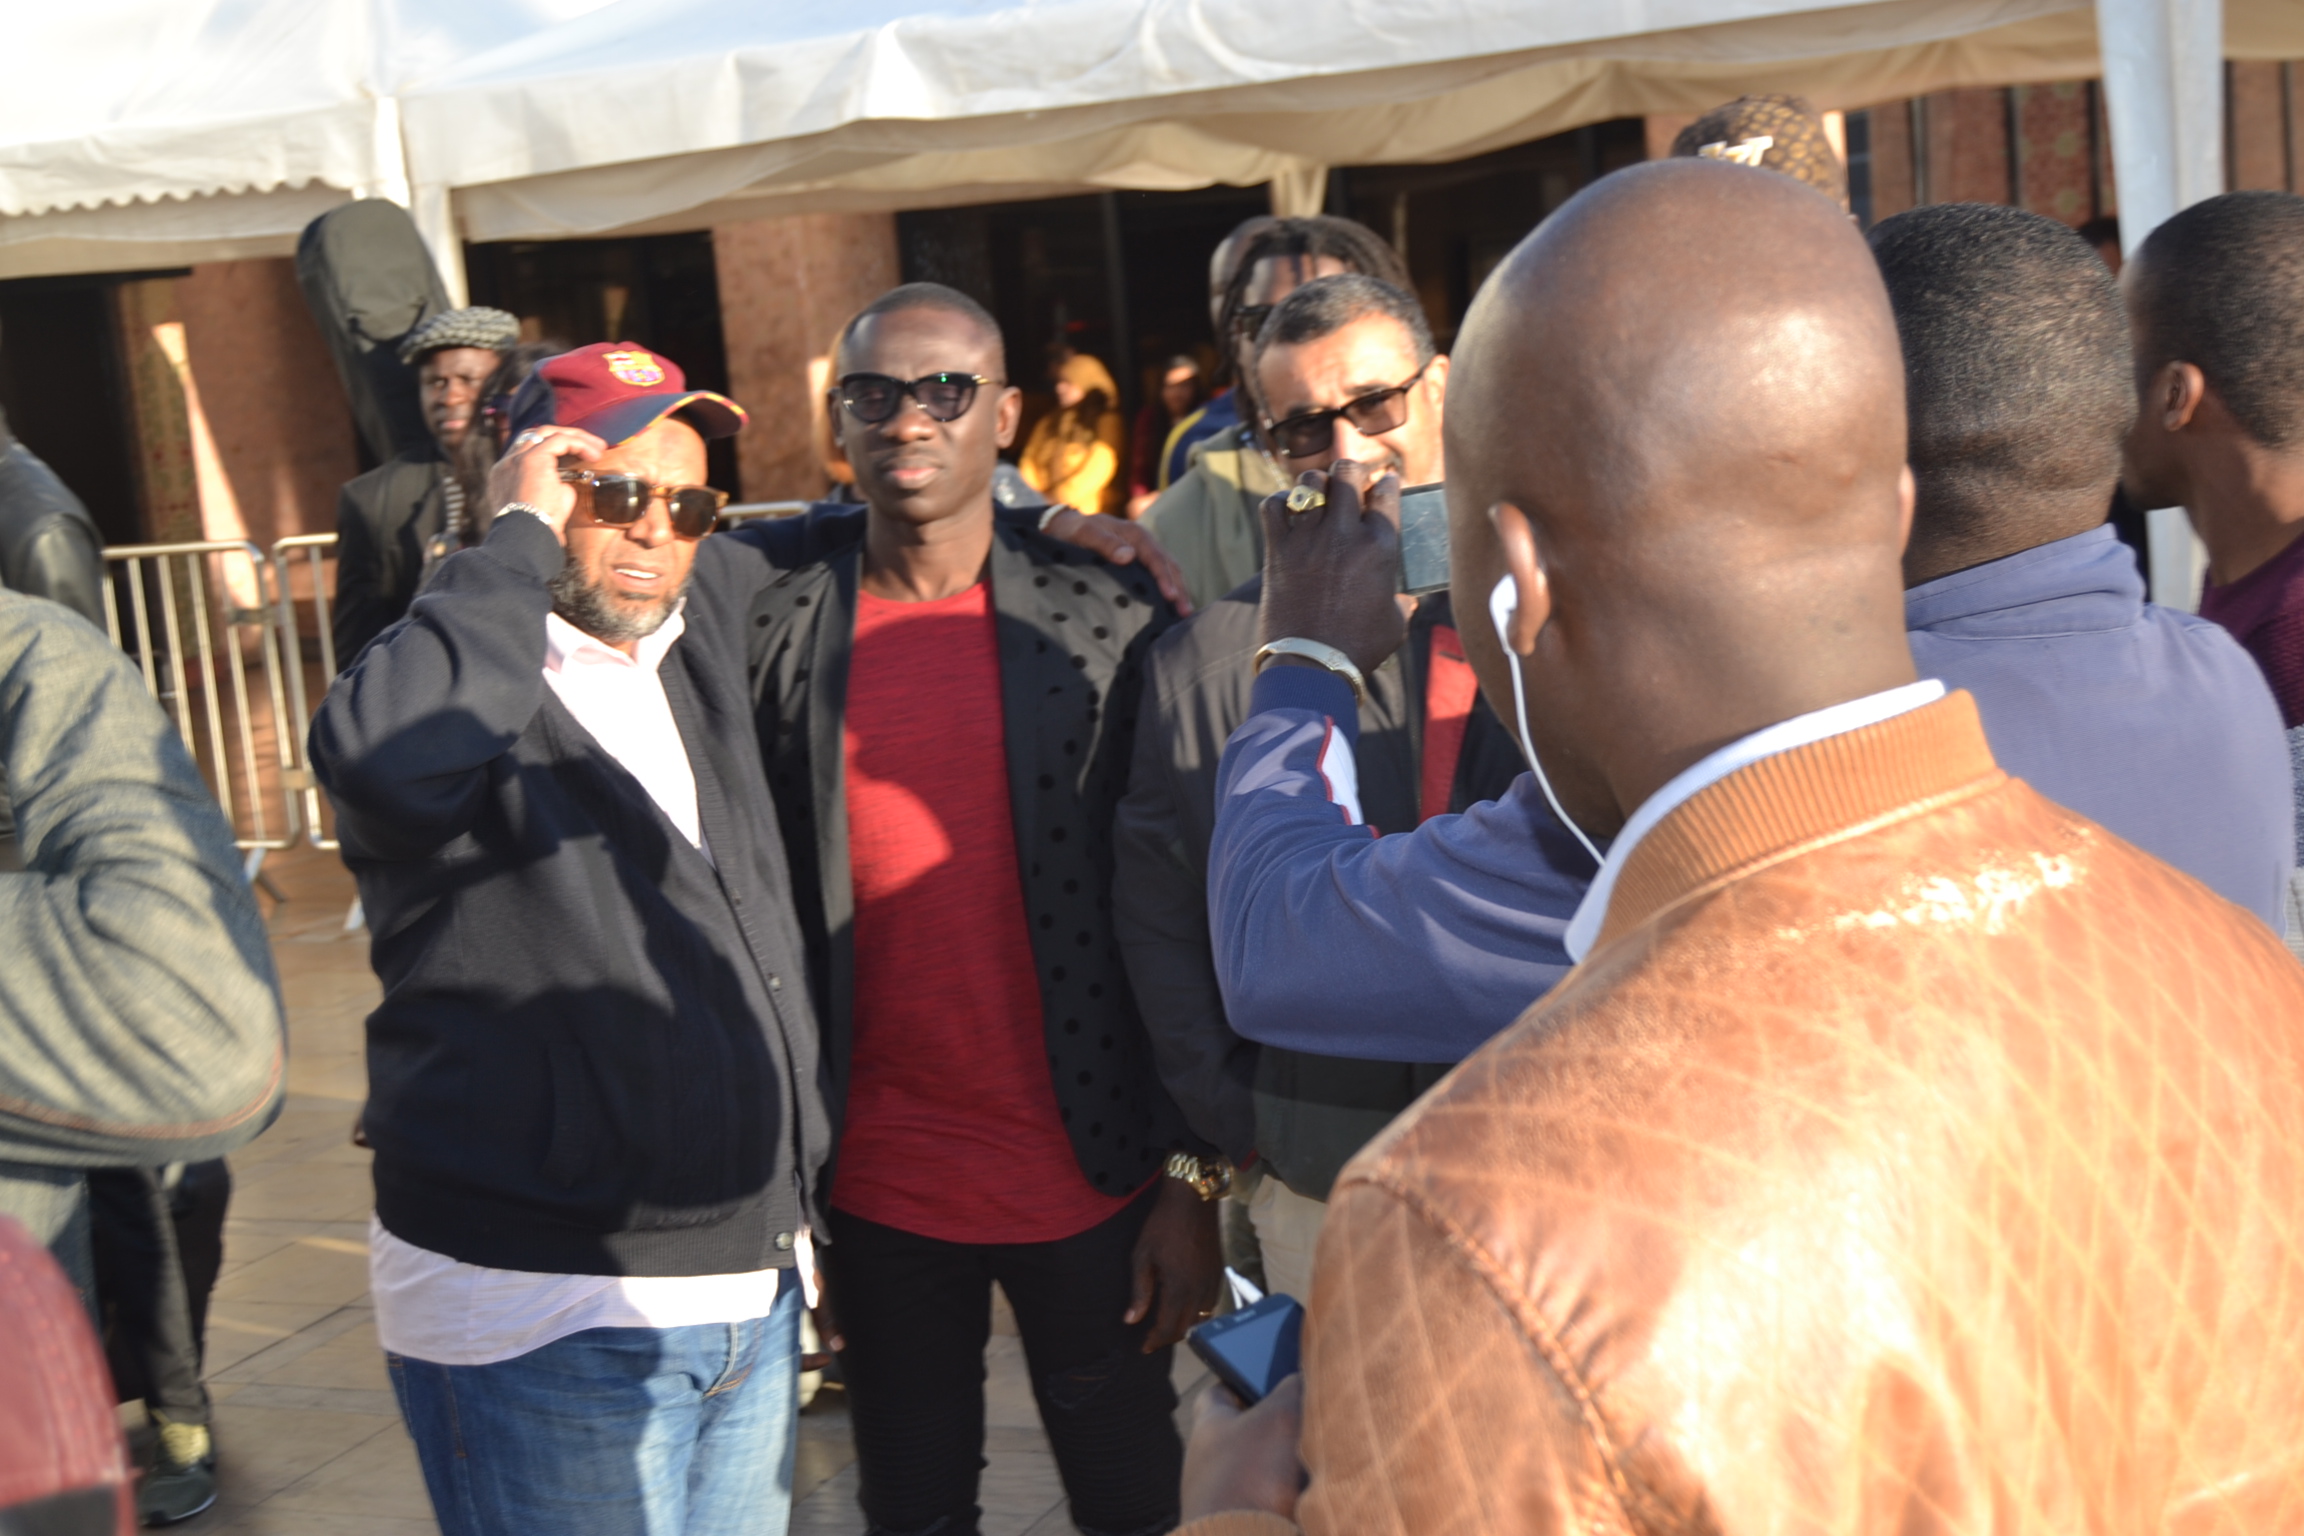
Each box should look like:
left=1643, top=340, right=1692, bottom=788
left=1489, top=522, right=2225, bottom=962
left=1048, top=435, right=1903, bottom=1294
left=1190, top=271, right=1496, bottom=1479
left=464, top=233, right=741, bottom=497
left=1334, top=121, right=1648, bottom=348
left=896, top=118, right=1650, bottom=433
left=901, top=184, right=1270, bottom=418
left=0, top=274, right=148, bottom=546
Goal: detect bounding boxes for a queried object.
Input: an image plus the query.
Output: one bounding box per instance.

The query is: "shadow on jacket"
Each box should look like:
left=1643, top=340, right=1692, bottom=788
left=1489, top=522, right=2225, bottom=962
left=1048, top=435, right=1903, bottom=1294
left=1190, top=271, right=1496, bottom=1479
left=312, top=516, right=829, bottom=1277
left=0, top=595, right=285, bottom=1295
left=332, top=444, right=447, bottom=667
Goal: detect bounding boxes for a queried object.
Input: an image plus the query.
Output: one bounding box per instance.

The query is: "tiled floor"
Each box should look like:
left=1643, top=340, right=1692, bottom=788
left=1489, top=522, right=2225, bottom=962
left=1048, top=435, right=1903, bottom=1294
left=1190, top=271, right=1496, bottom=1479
left=159, top=843, right=1209, bottom=1534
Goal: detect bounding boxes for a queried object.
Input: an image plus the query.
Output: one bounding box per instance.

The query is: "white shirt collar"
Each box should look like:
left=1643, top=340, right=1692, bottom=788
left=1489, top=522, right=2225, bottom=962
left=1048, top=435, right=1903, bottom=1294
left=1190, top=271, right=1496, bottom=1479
left=1562, top=679, right=1946, bottom=961
left=544, top=599, right=686, bottom=676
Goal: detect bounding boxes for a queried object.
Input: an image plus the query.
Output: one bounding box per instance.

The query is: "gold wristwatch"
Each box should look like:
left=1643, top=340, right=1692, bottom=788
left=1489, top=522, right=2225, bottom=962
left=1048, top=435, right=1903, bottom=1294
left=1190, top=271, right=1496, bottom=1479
left=1164, top=1152, right=1233, bottom=1201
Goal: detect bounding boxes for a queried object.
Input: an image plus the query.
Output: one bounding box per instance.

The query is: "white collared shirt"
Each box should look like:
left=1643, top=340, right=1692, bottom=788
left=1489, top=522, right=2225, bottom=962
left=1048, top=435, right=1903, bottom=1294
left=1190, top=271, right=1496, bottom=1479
left=542, top=605, right=711, bottom=864
left=1562, top=680, right=1947, bottom=961
left=370, top=602, right=794, bottom=1366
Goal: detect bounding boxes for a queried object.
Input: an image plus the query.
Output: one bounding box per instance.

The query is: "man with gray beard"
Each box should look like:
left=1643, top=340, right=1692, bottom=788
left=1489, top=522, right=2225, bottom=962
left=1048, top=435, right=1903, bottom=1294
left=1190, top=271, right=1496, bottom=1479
left=312, top=342, right=831, bottom=1536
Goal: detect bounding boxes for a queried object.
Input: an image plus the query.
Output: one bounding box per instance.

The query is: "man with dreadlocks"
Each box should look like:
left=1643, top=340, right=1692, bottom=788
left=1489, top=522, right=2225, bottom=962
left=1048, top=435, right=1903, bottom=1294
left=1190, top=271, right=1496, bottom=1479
left=1140, top=215, right=1412, bottom=609
left=331, top=305, right=520, bottom=663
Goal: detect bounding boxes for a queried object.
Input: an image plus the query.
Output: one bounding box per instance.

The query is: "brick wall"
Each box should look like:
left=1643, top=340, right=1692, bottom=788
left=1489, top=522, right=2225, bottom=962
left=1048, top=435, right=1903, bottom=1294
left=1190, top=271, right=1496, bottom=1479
left=113, top=259, right=360, bottom=549
left=1650, top=65, right=2299, bottom=232
left=177, top=260, right=360, bottom=550
left=712, top=213, right=901, bottom=503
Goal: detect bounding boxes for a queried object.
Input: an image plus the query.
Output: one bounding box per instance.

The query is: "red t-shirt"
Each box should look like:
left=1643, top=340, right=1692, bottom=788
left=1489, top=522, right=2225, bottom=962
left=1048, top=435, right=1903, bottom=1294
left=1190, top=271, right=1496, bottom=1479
left=1418, top=623, right=1481, bottom=824
left=831, top=582, right=1132, bottom=1244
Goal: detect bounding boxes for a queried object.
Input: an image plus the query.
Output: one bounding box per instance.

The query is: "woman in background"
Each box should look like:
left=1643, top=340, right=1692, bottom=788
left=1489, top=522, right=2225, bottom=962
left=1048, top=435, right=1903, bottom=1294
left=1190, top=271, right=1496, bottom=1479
left=1126, top=356, right=1206, bottom=517
left=1019, top=352, right=1126, bottom=515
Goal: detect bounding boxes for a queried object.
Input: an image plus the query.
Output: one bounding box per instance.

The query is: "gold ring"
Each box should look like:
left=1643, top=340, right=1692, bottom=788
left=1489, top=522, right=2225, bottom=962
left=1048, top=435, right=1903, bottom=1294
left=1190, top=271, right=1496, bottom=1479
left=1284, top=485, right=1325, bottom=513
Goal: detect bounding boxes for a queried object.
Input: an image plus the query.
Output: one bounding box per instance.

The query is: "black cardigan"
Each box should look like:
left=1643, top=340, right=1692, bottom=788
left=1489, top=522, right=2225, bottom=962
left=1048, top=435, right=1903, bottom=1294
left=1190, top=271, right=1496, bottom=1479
left=313, top=513, right=830, bottom=1276
left=731, top=505, right=1211, bottom=1198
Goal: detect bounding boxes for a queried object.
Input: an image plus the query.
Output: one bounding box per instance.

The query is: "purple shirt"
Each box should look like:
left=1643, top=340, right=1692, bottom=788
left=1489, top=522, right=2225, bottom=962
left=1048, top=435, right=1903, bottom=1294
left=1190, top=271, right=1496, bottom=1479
left=2199, top=524, right=2304, bottom=729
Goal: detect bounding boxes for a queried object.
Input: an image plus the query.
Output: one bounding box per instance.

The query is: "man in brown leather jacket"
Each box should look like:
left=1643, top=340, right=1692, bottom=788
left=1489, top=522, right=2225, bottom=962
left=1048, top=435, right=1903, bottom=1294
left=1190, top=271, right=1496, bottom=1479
left=1179, top=160, right=2304, bottom=1533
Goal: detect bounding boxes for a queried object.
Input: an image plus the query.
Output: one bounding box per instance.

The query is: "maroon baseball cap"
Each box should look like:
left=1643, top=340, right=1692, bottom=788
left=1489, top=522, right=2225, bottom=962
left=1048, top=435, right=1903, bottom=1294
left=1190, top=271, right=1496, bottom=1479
left=509, top=342, right=747, bottom=447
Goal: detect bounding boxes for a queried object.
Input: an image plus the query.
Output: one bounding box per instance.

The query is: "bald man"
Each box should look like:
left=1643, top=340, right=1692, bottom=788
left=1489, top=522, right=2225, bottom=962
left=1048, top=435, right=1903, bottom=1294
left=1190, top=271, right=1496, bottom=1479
left=1177, top=161, right=2304, bottom=1533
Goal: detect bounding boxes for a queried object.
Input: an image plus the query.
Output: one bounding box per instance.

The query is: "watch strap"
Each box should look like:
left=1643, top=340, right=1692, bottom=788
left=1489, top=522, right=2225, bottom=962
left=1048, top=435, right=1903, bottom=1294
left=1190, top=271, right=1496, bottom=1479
left=1253, top=636, right=1367, bottom=705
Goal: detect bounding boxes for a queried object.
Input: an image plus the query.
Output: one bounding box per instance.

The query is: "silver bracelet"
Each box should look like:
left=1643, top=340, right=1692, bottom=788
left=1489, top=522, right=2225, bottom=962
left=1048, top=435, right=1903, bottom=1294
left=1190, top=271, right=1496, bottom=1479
left=1036, top=503, right=1068, bottom=533
left=494, top=502, right=552, bottom=527
left=1253, top=637, right=1367, bottom=705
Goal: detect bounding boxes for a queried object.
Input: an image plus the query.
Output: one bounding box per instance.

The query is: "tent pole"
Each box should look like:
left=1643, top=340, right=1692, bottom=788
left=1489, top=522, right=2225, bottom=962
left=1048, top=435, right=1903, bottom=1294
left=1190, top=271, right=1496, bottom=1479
left=1099, top=192, right=1135, bottom=420
left=2096, top=0, right=2222, bottom=609
left=410, top=185, right=470, bottom=310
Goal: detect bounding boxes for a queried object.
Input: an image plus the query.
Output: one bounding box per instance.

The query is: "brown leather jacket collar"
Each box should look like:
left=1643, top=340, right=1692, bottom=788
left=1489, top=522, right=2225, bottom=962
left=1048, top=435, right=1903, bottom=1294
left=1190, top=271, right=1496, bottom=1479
left=1599, top=691, right=2004, bottom=951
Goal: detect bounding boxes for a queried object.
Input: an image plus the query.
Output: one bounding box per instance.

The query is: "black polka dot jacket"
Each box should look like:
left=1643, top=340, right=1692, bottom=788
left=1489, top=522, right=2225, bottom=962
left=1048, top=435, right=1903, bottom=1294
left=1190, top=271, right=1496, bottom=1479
left=730, top=503, right=1214, bottom=1201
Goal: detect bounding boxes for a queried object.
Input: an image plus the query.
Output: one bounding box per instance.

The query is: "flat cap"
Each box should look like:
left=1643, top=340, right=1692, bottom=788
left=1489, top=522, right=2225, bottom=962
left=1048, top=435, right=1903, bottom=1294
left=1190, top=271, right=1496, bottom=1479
left=396, top=306, right=520, bottom=365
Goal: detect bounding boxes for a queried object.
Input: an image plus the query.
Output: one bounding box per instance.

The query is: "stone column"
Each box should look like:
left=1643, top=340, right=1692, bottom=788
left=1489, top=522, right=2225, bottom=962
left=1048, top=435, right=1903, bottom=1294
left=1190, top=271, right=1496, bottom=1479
left=175, top=259, right=362, bottom=552
left=712, top=213, right=901, bottom=504
left=113, top=278, right=201, bottom=546
left=1924, top=89, right=2017, bottom=205
left=113, top=261, right=360, bottom=552
left=2012, top=82, right=2099, bottom=223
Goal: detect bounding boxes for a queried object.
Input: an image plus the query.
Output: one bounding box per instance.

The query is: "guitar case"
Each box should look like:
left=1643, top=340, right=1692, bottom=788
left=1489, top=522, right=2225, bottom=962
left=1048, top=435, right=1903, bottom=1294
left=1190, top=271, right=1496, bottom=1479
left=295, top=200, right=452, bottom=464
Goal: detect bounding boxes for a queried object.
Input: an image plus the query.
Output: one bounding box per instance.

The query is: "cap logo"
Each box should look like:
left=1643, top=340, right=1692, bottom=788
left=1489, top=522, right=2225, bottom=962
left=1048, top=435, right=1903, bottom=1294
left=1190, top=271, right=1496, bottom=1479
left=604, top=350, right=666, bottom=387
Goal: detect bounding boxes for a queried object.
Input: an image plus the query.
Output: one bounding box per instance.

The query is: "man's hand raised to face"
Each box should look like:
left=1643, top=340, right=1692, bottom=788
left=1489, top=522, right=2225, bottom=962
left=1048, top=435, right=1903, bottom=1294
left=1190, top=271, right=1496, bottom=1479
left=487, top=425, right=606, bottom=544
left=1257, top=458, right=1409, bottom=676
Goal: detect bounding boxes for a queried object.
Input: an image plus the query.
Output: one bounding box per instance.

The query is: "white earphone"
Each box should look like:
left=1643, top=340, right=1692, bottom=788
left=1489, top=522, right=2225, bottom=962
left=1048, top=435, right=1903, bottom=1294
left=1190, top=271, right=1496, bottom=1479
left=1489, top=573, right=1604, bottom=866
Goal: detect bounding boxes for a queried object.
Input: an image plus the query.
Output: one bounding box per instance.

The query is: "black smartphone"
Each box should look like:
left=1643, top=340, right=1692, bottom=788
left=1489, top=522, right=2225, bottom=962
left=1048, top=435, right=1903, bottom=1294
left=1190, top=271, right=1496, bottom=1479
left=1398, top=482, right=1449, bottom=595
left=1186, top=1292, right=1303, bottom=1405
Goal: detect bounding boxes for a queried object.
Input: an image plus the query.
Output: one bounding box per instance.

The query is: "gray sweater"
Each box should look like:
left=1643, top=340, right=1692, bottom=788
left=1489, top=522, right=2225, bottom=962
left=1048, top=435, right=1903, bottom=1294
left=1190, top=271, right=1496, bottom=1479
left=0, top=593, right=285, bottom=1292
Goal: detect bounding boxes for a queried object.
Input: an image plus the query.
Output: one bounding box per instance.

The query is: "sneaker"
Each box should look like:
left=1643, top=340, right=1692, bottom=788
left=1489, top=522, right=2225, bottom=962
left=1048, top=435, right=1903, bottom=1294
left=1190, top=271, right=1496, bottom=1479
left=138, top=1415, right=216, bottom=1527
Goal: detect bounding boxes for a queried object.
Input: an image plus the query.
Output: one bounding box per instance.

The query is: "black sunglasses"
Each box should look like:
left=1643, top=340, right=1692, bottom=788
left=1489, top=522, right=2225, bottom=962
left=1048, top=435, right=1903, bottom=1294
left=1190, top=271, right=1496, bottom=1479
left=836, top=372, right=998, bottom=426
left=1262, top=361, right=1433, bottom=461
left=558, top=470, right=728, bottom=539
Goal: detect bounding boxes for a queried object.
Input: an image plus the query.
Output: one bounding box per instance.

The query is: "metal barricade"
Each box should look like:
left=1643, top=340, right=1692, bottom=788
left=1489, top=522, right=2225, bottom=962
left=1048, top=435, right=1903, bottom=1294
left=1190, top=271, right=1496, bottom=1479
left=102, top=540, right=302, bottom=856
left=103, top=514, right=812, bottom=862
left=271, top=533, right=341, bottom=851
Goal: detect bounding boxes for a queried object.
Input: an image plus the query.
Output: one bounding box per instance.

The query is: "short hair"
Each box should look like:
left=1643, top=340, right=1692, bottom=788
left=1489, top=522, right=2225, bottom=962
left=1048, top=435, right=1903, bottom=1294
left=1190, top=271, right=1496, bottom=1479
left=1214, top=216, right=1411, bottom=357
left=1253, top=274, right=1436, bottom=380
left=2131, top=190, right=2304, bottom=448
left=1868, top=202, right=2135, bottom=541
left=1671, top=95, right=1848, bottom=211
left=837, top=282, right=1007, bottom=380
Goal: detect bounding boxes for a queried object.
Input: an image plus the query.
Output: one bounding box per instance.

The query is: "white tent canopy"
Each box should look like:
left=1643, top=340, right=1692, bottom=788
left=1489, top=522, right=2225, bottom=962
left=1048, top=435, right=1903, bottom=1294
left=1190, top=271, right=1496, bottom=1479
left=402, top=0, right=2303, bottom=247
left=0, top=0, right=614, bottom=279
left=4, top=0, right=2299, bottom=290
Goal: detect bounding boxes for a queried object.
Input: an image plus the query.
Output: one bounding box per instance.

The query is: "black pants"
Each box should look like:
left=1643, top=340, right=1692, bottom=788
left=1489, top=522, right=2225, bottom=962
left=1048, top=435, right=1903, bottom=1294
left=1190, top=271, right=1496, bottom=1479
left=825, top=1187, right=1179, bottom=1536
left=88, top=1160, right=232, bottom=1424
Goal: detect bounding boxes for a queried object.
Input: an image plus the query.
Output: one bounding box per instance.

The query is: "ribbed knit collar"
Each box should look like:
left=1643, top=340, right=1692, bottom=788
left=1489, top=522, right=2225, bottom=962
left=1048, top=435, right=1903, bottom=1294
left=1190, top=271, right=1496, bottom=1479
left=1591, top=690, right=2004, bottom=954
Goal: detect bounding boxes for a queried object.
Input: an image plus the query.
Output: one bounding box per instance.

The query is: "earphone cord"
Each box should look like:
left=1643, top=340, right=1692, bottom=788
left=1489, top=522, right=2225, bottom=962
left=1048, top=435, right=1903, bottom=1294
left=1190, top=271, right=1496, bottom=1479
left=1495, top=573, right=1607, bottom=868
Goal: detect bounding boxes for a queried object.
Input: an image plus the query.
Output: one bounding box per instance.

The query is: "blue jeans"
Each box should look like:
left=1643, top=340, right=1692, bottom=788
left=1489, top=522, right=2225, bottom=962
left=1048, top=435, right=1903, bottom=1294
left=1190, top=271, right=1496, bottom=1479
left=387, top=1283, right=800, bottom=1536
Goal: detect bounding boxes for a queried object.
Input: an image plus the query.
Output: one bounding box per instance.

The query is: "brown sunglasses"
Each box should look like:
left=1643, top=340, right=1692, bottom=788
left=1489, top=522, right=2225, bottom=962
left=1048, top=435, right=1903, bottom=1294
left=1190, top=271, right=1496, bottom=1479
left=559, top=470, right=728, bottom=538
left=1262, top=360, right=1433, bottom=461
